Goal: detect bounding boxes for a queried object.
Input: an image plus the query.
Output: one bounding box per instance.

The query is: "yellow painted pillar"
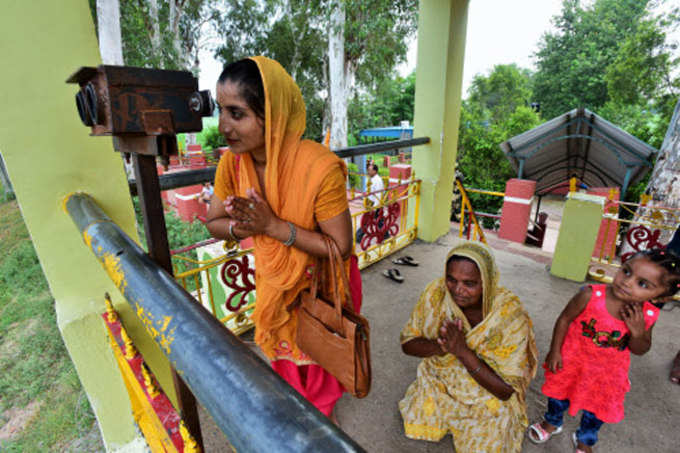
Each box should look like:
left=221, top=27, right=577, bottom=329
left=0, top=1, right=176, bottom=450
left=551, top=193, right=605, bottom=282
left=412, top=0, right=469, bottom=241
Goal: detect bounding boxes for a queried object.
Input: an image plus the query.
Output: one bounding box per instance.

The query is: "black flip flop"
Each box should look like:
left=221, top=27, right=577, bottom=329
left=393, top=255, right=419, bottom=266
left=383, top=268, right=404, bottom=283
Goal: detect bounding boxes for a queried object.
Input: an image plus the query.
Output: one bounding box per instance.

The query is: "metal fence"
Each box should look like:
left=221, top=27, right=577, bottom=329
left=349, top=174, right=421, bottom=269
left=588, top=190, right=679, bottom=283
left=166, top=137, right=430, bottom=332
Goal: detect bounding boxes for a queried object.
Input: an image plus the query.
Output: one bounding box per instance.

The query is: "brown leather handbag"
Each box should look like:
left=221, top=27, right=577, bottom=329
left=295, top=235, right=371, bottom=398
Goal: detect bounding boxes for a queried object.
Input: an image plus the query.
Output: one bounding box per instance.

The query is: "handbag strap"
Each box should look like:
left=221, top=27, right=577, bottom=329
left=325, top=236, right=354, bottom=312
left=306, top=235, right=355, bottom=328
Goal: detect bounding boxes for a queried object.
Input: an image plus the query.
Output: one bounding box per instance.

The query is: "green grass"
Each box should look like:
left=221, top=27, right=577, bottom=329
left=0, top=197, right=102, bottom=451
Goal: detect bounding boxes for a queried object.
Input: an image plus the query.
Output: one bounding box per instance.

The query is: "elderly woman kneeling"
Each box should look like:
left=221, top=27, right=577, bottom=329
left=399, top=241, right=537, bottom=453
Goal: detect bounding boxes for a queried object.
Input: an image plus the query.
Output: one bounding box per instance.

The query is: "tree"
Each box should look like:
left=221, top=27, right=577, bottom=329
left=96, top=0, right=124, bottom=65
left=328, top=0, right=347, bottom=149
left=348, top=71, right=415, bottom=143
left=604, top=7, right=680, bottom=122
left=90, top=0, right=211, bottom=70
left=532, top=0, right=651, bottom=120
left=456, top=65, right=540, bottom=217
left=466, top=64, right=534, bottom=124
left=214, top=0, right=327, bottom=140
left=645, top=99, right=680, bottom=219
left=327, top=0, right=417, bottom=148
left=213, top=0, right=417, bottom=146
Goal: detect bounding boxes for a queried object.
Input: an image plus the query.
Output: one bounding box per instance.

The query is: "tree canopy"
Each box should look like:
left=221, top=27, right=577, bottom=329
left=457, top=64, right=541, bottom=216
left=532, top=0, right=679, bottom=121
left=90, top=0, right=213, bottom=71
left=212, top=0, right=416, bottom=142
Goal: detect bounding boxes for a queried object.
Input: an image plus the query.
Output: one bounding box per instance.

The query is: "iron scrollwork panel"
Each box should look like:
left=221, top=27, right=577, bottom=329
left=359, top=203, right=401, bottom=250
left=220, top=254, right=256, bottom=312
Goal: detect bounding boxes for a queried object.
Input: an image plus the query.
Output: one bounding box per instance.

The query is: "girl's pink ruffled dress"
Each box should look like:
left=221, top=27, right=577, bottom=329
left=541, top=284, right=659, bottom=423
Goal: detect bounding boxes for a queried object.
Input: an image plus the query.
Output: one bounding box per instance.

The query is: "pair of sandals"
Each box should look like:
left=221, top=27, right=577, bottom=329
left=528, top=423, right=589, bottom=453
left=382, top=256, right=419, bottom=283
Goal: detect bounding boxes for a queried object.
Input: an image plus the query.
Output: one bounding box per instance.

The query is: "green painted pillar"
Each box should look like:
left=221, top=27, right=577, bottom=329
left=551, top=193, right=605, bottom=282
left=0, top=1, right=175, bottom=450
left=412, top=0, right=469, bottom=241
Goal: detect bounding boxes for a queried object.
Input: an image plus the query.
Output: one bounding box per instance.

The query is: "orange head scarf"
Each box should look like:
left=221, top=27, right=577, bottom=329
left=236, top=56, right=347, bottom=357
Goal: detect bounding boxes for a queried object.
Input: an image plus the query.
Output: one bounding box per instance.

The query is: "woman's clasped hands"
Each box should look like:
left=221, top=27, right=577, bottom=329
left=224, top=188, right=279, bottom=237
left=437, top=319, right=470, bottom=357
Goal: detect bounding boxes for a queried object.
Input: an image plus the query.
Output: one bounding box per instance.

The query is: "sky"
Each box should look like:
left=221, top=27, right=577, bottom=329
left=460, top=0, right=566, bottom=95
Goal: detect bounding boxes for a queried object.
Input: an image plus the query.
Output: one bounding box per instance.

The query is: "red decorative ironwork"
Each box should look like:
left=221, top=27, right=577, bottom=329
left=220, top=254, right=256, bottom=311
left=100, top=313, right=185, bottom=451
left=359, top=203, right=401, bottom=250
left=620, top=225, right=666, bottom=263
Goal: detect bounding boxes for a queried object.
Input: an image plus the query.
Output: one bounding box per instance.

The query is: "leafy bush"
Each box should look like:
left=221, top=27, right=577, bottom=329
left=132, top=197, right=211, bottom=253
left=199, top=125, right=227, bottom=151
left=347, top=163, right=360, bottom=189
left=164, top=211, right=211, bottom=252
left=1, top=187, right=15, bottom=203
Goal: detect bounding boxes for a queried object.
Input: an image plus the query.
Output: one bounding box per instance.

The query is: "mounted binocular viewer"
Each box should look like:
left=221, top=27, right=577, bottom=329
left=67, top=65, right=214, bottom=163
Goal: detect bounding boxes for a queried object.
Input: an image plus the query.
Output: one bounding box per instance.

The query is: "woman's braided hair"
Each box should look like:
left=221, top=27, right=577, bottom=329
left=631, top=248, right=680, bottom=297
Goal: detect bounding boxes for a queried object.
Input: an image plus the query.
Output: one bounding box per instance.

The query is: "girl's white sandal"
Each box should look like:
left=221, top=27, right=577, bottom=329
left=571, top=432, right=588, bottom=453
left=527, top=422, right=563, bottom=444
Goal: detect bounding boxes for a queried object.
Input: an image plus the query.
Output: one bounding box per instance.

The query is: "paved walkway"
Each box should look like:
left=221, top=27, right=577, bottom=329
left=200, top=229, right=680, bottom=452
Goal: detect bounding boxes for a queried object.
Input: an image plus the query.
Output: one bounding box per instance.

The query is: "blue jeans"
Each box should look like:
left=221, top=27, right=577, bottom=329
left=544, top=397, right=605, bottom=446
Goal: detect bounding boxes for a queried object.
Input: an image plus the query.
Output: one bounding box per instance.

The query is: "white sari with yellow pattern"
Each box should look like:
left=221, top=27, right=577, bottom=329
left=399, top=241, right=538, bottom=453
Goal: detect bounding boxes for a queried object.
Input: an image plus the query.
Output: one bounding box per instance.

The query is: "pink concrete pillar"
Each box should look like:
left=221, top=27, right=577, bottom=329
left=189, top=156, right=207, bottom=169
left=498, top=179, right=536, bottom=243
left=174, top=184, right=203, bottom=222
left=389, top=164, right=411, bottom=181
left=588, top=187, right=619, bottom=258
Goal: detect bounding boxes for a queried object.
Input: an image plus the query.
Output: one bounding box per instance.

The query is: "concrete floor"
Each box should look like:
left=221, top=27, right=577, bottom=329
left=200, top=229, right=680, bottom=452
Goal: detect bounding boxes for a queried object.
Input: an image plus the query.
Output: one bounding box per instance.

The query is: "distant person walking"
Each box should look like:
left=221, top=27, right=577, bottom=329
left=199, top=182, right=214, bottom=204
left=366, top=163, right=384, bottom=206
left=356, top=163, right=387, bottom=245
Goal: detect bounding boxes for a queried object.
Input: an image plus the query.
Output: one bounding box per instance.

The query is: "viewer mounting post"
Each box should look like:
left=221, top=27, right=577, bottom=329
left=67, top=65, right=214, bottom=448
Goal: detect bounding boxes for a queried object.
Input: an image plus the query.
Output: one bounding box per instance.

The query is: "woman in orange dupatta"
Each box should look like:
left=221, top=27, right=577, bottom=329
left=205, top=57, right=361, bottom=418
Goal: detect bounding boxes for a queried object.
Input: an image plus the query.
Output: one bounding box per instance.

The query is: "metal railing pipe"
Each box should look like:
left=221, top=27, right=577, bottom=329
left=64, top=192, right=365, bottom=453
left=334, top=137, right=430, bottom=159
left=127, top=137, right=430, bottom=195
left=128, top=166, right=216, bottom=196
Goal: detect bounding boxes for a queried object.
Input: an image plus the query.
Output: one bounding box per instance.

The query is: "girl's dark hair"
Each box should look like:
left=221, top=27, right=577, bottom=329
left=218, top=59, right=265, bottom=120
left=630, top=249, right=680, bottom=296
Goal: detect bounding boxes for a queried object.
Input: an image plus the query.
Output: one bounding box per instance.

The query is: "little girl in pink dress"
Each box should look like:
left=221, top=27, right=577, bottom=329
left=528, top=249, right=680, bottom=453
